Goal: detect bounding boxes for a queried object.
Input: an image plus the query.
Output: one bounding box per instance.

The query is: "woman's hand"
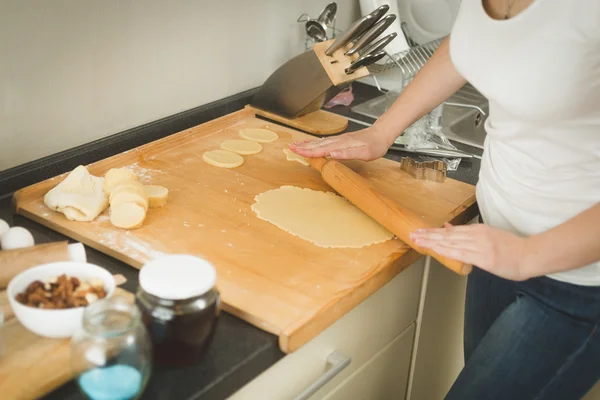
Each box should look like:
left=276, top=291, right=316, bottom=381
left=410, top=223, right=533, bottom=281
left=288, top=126, right=395, bottom=161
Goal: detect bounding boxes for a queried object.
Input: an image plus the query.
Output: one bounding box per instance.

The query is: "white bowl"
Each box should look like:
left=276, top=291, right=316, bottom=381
left=7, top=261, right=116, bottom=338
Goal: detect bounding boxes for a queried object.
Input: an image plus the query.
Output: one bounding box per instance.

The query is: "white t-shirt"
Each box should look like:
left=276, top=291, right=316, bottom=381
left=449, top=0, right=600, bottom=286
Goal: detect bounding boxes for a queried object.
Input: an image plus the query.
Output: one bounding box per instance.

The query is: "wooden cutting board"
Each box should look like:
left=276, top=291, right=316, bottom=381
left=13, top=107, right=477, bottom=353
left=0, top=277, right=131, bottom=400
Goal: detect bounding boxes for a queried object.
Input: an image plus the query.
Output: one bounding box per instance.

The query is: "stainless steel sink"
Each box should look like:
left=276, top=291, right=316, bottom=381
left=441, top=100, right=488, bottom=149
left=351, top=83, right=489, bottom=149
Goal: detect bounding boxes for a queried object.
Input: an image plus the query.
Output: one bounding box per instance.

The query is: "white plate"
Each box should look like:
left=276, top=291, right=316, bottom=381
left=398, top=0, right=461, bottom=45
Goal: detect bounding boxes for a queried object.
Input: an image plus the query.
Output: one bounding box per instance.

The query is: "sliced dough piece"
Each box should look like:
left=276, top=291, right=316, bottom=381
left=111, top=190, right=149, bottom=211
left=251, top=186, right=393, bottom=248
left=220, top=139, right=263, bottom=155
left=109, top=181, right=146, bottom=203
left=44, top=165, right=109, bottom=222
left=202, top=150, right=244, bottom=168
left=110, top=202, right=146, bottom=229
left=283, top=149, right=309, bottom=166
left=144, top=185, right=169, bottom=208
left=238, top=128, right=278, bottom=143
left=104, top=168, right=137, bottom=194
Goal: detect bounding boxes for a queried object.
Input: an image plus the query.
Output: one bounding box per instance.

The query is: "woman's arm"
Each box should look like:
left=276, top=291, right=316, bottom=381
left=523, top=202, right=600, bottom=278
left=371, top=36, right=466, bottom=141
left=411, top=203, right=600, bottom=281
left=290, top=36, right=467, bottom=160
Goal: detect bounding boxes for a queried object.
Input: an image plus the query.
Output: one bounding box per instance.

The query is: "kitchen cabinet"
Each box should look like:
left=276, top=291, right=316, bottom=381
left=228, top=257, right=425, bottom=400
left=407, top=256, right=467, bottom=400
left=322, top=324, right=415, bottom=400
left=409, top=253, right=600, bottom=400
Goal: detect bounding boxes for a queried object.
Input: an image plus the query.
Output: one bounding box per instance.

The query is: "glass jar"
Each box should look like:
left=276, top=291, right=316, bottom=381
left=136, top=255, right=220, bottom=367
left=71, top=295, right=152, bottom=400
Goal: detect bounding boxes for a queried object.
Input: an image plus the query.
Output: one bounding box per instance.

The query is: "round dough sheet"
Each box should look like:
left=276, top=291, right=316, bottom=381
left=239, top=128, right=278, bottom=143
left=220, top=139, right=263, bottom=155
left=251, top=186, right=394, bottom=248
left=203, top=150, right=244, bottom=168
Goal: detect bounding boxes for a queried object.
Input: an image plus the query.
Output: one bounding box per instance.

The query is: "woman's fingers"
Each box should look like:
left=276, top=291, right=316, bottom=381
left=411, top=231, right=474, bottom=241
left=414, top=237, right=481, bottom=252
left=431, top=244, right=485, bottom=266
left=291, top=137, right=341, bottom=150
left=290, top=138, right=363, bottom=158
left=330, top=144, right=371, bottom=160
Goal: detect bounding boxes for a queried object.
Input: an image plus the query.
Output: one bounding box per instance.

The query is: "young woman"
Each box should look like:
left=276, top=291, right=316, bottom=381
left=290, top=1, right=600, bottom=398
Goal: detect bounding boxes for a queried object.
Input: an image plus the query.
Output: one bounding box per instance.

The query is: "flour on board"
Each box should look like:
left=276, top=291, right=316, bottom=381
left=124, top=162, right=166, bottom=183
left=95, top=229, right=167, bottom=263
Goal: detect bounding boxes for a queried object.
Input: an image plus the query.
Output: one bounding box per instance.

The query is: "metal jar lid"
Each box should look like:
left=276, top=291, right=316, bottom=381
left=139, top=255, right=217, bottom=300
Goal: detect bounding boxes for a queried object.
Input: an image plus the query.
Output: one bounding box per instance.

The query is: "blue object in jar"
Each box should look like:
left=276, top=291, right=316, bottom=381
left=78, top=364, right=142, bottom=400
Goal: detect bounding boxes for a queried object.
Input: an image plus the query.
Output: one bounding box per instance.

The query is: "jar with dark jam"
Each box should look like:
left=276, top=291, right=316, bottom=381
left=136, top=255, right=220, bottom=367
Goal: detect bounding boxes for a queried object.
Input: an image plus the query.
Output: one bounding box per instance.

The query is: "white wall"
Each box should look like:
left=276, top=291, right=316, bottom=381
left=0, top=0, right=359, bottom=171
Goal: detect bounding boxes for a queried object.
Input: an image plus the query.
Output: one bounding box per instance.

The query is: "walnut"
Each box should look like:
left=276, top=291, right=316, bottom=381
left=15, top=274, right=108, bottom=309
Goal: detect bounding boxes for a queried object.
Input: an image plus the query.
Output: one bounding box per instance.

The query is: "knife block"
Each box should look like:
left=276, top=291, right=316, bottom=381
left=249, top=39, right=371, bottom=136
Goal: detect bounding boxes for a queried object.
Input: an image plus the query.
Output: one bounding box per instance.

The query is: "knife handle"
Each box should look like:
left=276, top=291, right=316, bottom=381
left=308, top=157, right=472, bottom=276
left=325, top=14, right=377, bottom=56
left=325, top=4, right=389, bottom=56
left=359, top=32, right=397, bottom=56
left=345, top=14, right=397, bottom=56
left=345, top=50, right=386, bottom=74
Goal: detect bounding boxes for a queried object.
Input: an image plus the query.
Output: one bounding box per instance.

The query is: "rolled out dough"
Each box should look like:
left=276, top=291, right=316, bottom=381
left=239, top=128, right=278, bottom=143
left=44, top=165, right=109, bottom=222
left=282, top=149, right=309, bottom=166
left=251, top=186, right=393, bottom=248
left=203, top=150, right=244, bottom=168
left=220, top=139, right=262, bottom=155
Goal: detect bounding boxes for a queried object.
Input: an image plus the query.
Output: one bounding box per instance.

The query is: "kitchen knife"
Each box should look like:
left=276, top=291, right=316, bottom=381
left=324, top=4, right=389, bottom=56
left=358, top=32, right=397, bottom=56
left=345, top=14, right=397, bottom=56
left=345, top=50, right=386, bottom=74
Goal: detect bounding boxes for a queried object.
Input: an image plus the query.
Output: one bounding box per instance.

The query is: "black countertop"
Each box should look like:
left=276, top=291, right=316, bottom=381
left=0, top=82, right=481, bottom=400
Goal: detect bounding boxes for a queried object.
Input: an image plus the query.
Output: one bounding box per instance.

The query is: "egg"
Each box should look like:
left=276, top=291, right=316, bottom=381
left=0, top=219, right=9, bottom=238
left=1, top=227, right=35, bottom=250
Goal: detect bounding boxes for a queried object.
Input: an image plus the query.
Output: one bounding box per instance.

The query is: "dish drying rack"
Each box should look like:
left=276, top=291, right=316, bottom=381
left=351, top=34, right=487, bottom=121
left=349, top=30, right=487, bottom=168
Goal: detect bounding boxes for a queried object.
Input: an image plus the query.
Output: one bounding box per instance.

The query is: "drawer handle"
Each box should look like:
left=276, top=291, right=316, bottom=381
left=295, top=351, right=352, bottom=400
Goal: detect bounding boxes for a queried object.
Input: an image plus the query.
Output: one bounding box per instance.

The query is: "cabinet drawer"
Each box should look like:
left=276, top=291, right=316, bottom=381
left=323, top=323, right=415, bottom=400
left=229, top=258, right=424, bottom=400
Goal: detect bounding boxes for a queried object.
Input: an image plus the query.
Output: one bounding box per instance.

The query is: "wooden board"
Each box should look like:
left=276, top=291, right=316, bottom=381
left=0, top=277, right=131, bottom=400
left=313, top=39, right=370, bottom=86
left=247, top=105, right=348, bottom=136
left=14, top=108, right=477, bottom=353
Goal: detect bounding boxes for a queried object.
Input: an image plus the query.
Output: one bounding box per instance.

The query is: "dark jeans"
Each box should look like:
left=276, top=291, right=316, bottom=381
left=445, top=267, right=600, bottom=400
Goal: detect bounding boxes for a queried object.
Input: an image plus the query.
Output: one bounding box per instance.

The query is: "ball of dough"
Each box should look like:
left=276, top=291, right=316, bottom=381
left=0, top=219, right=9, bottom=238
left=202, top=150, right=244, bottom=168
left=110, top=203, right=147, bottom=229
left=144, top=185, right=169, bottom=208
left=1, top=226, right=35, bottom=250
left=104, top=168, right=137, bottom=194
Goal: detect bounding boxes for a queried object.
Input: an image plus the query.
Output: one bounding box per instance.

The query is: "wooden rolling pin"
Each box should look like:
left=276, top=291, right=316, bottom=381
left=309, top=157, right=472, bottom=275
left=0, top=241, right=87, bottom=288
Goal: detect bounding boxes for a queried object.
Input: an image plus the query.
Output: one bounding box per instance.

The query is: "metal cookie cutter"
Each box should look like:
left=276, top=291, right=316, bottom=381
left=399, top=157, right=447, bottom=183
